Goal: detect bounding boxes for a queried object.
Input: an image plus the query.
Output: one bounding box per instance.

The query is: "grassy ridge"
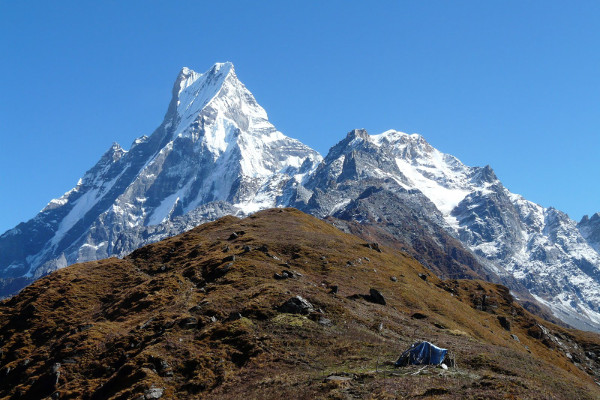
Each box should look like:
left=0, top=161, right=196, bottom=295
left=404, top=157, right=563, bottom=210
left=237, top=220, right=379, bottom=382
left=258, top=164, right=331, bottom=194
left=0, top=208, right=598, bottom=399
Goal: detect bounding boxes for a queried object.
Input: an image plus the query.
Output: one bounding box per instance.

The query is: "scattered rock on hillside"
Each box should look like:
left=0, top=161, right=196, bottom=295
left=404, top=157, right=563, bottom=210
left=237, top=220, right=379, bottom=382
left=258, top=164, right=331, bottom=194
left=150, top=356, right=172, bottom=376
left=364, top=242, right=382, bottom=252
left=206, top=263, right=232, bottom=282
left=527, top=323, right=548, bottom=339
left=178, top=317, right=198, bottom=329
left=367, top=288, right=386, bottom=305
left=144, top=387, right=164, bottom=399
left=225, top=312, right=243, bottom=322
left=498, top=316, right=511, bottom=331
left=274, top=270, right=295, bottom=280
left=325, top=375, right=353, bottom=383
left=349, top=288, right=387, bottom=305
left=278, top=296, right=314, bottom=315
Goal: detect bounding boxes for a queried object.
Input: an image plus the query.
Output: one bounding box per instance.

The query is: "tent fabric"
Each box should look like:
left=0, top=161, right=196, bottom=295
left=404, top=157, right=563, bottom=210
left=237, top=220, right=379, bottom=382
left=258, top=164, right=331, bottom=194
left=395, top=341, right=448, bottom=366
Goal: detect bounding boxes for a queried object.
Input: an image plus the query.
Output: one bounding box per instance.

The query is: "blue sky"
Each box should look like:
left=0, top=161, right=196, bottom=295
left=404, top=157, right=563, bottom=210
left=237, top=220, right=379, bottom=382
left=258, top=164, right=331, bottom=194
left=1, top=1, right=599, bottom=233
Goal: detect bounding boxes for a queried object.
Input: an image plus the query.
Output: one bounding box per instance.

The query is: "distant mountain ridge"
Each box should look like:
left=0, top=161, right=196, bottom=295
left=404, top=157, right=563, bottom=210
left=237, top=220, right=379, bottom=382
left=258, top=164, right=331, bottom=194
left=1, top=62, right=599, bottom=332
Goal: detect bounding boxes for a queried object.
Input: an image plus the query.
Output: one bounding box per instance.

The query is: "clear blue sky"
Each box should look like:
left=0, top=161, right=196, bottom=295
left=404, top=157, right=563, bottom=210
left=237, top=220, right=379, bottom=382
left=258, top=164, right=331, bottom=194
left=1, top=1, right=599, bottom=233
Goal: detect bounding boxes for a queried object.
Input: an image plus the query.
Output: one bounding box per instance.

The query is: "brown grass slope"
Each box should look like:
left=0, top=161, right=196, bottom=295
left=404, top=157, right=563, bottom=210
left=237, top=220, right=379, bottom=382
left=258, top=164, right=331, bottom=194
left=327, top=216, right=566, bottom=327
left=0, top=208, right=599, bottom=399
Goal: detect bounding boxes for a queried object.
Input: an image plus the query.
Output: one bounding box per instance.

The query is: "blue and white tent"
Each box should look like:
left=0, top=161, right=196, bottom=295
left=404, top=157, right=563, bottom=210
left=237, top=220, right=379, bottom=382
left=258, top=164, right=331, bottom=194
left=395, top=341, right=448, bottom=366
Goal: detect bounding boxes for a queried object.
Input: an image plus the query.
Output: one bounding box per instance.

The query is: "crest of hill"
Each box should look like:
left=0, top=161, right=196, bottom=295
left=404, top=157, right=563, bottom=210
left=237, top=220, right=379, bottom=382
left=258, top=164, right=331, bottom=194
left=1, top=208, right=599, bottom=399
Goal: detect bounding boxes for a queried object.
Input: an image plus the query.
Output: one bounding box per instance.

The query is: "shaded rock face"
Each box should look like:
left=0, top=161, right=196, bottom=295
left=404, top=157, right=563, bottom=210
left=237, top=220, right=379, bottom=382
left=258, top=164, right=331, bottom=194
left=367, top=288, right=386, bottom=305
left=498, top=316, right=511, bottom=331
left=579, top=213, right=600, bottom=252
left=451, top=187, right=524, bottom=258
left=328, top=189, right=495, bottom=282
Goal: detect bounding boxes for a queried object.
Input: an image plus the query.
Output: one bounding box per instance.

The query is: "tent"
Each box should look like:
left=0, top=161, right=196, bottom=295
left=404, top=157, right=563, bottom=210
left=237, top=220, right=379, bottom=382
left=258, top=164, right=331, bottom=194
left=395, top=341, right=448, bottom=366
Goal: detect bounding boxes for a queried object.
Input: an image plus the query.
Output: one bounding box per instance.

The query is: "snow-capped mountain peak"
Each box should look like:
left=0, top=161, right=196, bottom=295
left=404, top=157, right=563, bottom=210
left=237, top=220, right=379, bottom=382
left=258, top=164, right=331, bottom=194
left=174, top=63, right=234, bottom=97
left=369, top=129, right=494, bottom=217
left=1, top=65, right=600, bottom=335
left=0, top=63, right=321, bottom=286
left=161, top=62, right=297, bottom=172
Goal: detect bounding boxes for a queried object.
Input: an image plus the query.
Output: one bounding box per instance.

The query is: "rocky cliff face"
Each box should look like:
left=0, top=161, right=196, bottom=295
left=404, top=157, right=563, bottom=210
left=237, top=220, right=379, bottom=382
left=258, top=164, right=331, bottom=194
left=579, top=213, right=600, bottom=252
left=1, top=64, right=599, bottom=332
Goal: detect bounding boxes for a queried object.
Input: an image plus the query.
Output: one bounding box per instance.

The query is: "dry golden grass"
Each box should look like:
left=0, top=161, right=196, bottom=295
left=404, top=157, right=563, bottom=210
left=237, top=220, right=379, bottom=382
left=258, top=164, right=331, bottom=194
left=0, top=208, right=598, bottom=399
